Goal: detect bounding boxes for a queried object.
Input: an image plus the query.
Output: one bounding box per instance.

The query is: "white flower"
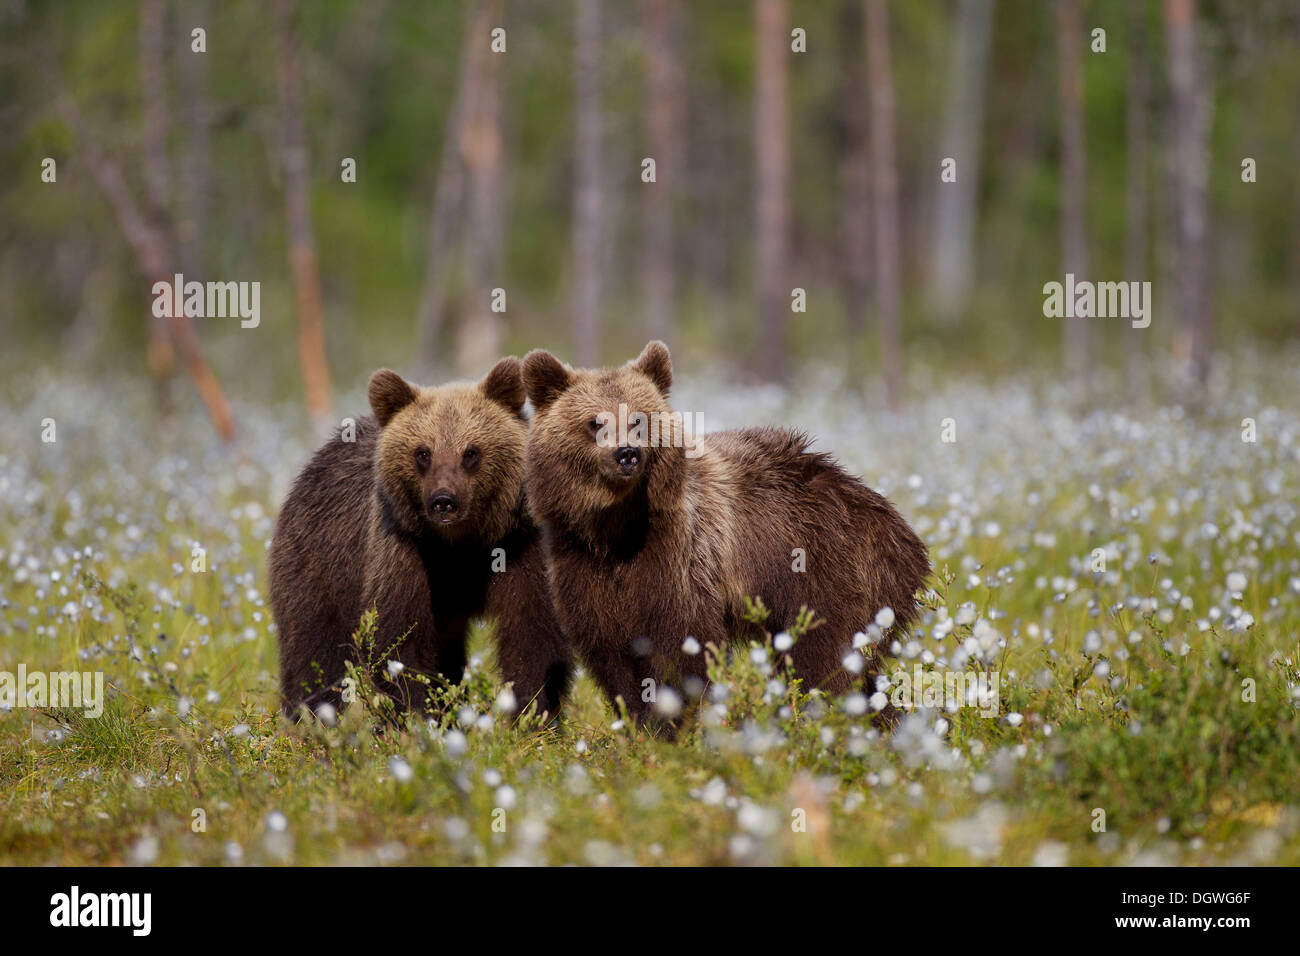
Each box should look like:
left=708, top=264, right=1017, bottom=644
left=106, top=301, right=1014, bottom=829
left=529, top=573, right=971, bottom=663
left=875, top=607, right=896, bottom=629
left=1226, top=571, right=1248, bottom=594
left=388, top=757, right=414, bottom=783
left=654, top=688, right=683, bottom=718
left=682, top=636, right=701, bottom=655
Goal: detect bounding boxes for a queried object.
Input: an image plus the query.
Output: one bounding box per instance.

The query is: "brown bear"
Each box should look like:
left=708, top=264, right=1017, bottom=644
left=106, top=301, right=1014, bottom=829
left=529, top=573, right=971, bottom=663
left=270, top=358, right=571, bottom=720
left=521, top=341, right=928, bottom=729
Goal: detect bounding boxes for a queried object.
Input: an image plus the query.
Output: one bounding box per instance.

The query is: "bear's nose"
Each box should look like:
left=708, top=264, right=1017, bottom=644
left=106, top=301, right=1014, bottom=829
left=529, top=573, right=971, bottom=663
left=429, top=492, right=459, bottom=515
left=614, top=446, right=641, bottom=473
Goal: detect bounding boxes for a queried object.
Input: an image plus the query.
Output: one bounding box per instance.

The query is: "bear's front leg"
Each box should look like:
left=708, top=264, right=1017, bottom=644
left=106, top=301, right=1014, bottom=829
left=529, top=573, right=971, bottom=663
left=359, top=528, right=443, bottom=714
left=485, top=538, right=572, bottom=721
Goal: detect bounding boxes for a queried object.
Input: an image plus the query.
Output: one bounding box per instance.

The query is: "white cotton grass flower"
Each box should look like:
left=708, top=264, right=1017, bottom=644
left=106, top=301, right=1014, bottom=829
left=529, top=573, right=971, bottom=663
left=495, top=688, right=517, bottom=713
left=1033, top=841, right=1069, bottom=867
left=386, top=660, right=404, bottom=678
left=843, top=693, right=868, bottom=716
left=875, top=606, right=896, bottom=629
left=654, top=687, right=683, bottom=718
left=1226, top=571, right=1248, bottom=595
left=128, top=834, right=160, bottom=865
left=388, top=757, right=414, bottom=784
left=773, top=631, right=794, bottom=652
left=682, top=636, right=701, bottom=655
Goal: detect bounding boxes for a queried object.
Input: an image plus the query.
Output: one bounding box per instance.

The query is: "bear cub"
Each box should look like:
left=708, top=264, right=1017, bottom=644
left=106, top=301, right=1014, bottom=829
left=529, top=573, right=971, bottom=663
left=521, top=341, right=928, bottom=728
left=270, top=358, right=570, bottom=720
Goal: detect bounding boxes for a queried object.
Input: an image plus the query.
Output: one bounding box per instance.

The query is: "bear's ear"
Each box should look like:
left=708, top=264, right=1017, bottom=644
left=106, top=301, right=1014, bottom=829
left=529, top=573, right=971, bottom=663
left=522, top=349, right=573, bottom=412
left=630, top=340, right=672, bottom=395
left=368, top=369, right=418, bottom=427
left=481, top=356, right=525, bottom=415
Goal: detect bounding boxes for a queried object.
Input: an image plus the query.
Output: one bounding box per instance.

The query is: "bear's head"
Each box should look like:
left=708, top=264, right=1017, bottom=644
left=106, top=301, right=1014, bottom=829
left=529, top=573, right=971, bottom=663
left=369, top=358, right=527, bottom=543
left=522, top=341, right=687, bottom=530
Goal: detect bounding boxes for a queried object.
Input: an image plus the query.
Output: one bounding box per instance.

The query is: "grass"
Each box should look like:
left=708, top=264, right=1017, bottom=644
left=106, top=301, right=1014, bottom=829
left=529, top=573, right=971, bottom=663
left=2, top=351, right=1299, bottom=865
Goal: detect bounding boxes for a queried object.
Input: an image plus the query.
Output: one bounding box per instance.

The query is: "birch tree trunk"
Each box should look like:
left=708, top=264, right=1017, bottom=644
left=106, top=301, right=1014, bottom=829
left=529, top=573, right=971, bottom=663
left=1165, top=0, right=1213, bottom=393
left=415, top=2, right=480, bottom=371
left=457, top=0, right=506, bottom=375
left=866, top=0, right=903, bottom=410
left=572, top=0, right=604, bottom=366
left=274, top=0, right=334, bottom=429
left=838, top=0, right=871, bottom=334
left=1058, top=0, right=1090, bottom=385
left=930, top=0, right=994, bottom=325
left=1125, top=3, right=1150, bottom=401
left=642, top=0, right=682, bottom=344
left=754, top=0, right=789, bottom=382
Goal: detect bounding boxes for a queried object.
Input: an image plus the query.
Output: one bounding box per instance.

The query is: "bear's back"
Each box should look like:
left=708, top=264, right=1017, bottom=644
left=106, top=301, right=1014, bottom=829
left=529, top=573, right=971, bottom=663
left=270, top=416, right=380, bottom=710
left=691, top=425, right=928, bottom=631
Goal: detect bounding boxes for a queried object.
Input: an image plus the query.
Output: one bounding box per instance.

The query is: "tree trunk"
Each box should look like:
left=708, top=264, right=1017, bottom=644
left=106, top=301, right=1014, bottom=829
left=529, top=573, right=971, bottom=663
left=837, top=0, right=871, bottom=334
left=274, top=0, right=334, bottom=429
left=642, top=0, right=682, bottom=345
left=138, top=0, right=175, bottom=396
left=61, top=97, right=235, bottom=442
left=1058, top=0, right=1090, bottom=384
left=930, top=0, right=994, bottom=324
left=415, top=2, right=479, bottom=372
left=865, top=0, right=903, bottom=410
left=178, top=0, right=211, bottom=283
left=572, top=0, right=603, bottom=366
left=1165, top=0, right=1212, bottom=392
left=754, top=0, right=789, bottom=382
left=457, top=0, right=506, bottom=375
left=1125, top=3, right=1150, bottom=401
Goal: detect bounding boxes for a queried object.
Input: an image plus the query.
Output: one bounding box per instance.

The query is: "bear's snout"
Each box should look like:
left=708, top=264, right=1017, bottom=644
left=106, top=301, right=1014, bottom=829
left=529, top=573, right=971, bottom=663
left=614, top=445, right=641, bottom=475
left=428, top=491, right=460, bottom=518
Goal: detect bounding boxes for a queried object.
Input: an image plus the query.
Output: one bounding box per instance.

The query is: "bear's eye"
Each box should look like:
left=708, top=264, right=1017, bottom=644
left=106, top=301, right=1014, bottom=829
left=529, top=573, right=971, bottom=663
left=586, top=417, right=602, bottom=440
left=414, top=446, right=431, bottom=470
left=462, top=445, right=480, bottom=469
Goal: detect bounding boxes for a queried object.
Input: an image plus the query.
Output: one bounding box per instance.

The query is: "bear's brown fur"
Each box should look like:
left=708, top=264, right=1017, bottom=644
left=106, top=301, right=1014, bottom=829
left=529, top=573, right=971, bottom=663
left=270, top=358, right=571, bottom=720
left=521, top=341, right=928, bottom=728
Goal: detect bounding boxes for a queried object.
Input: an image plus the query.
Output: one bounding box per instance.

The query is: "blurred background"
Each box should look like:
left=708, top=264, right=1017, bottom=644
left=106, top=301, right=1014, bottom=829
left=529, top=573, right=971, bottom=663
left=1, top=0, right=1297, bottom=440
